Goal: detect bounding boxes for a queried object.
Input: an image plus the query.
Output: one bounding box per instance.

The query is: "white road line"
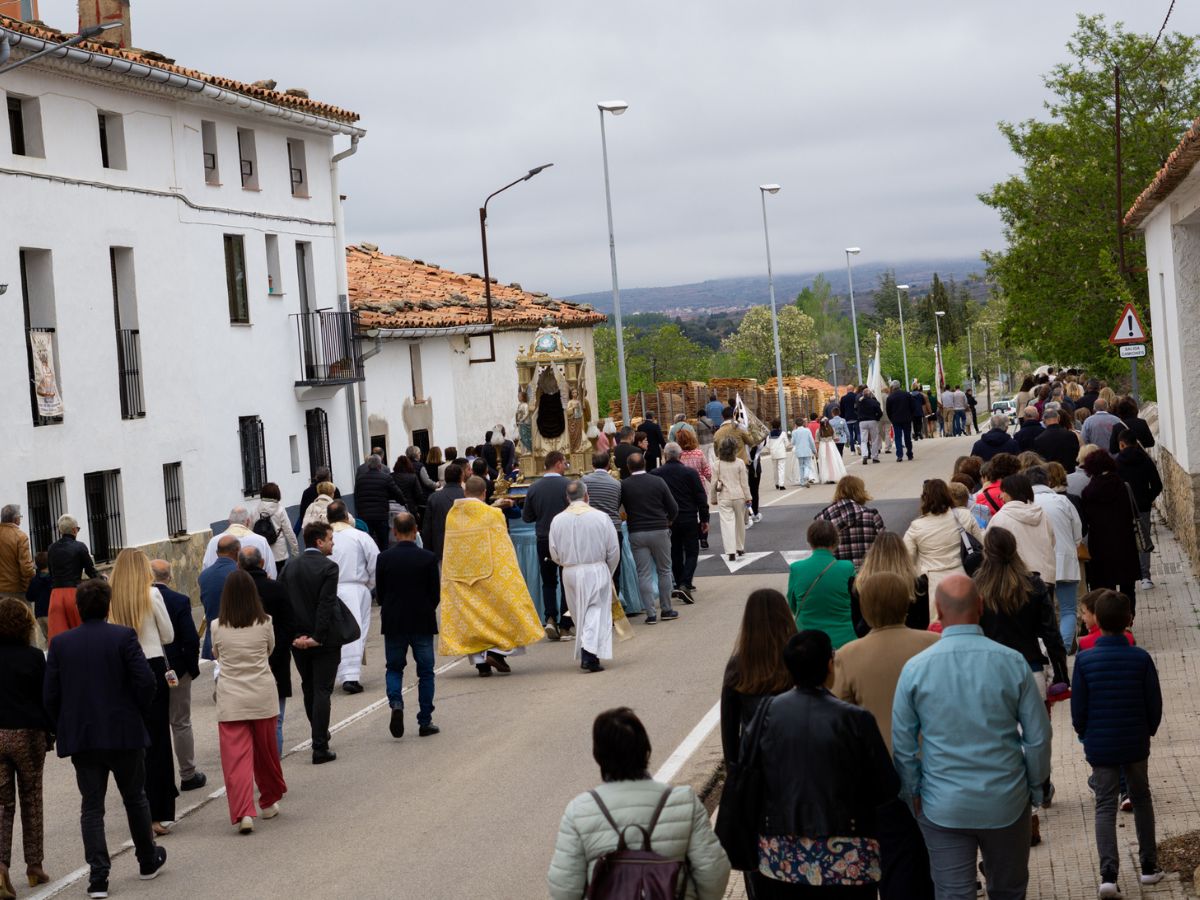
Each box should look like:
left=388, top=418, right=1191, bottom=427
left=763, top=489, right=801, bottom=507
left=30, top=656, right=465, bottom=900
left=652, top=701, right=721, bottom=785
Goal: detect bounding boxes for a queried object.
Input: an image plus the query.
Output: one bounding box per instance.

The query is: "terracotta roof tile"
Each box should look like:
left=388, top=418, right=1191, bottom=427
left=1125, top=118, right=1200, bottom=229
left=346, top=245, right=607, bottom=331
left=0, top=15, right=359, bottom=124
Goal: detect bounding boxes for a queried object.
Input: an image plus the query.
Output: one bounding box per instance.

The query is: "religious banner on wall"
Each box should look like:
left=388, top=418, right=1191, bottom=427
left=29, top=330, right=64, bottom=418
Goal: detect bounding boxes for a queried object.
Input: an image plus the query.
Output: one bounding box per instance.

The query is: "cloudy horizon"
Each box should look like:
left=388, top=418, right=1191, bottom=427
left=34, top=0, right=1194, bottom=297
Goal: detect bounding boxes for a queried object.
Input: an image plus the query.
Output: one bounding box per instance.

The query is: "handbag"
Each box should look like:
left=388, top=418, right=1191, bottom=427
left=326, top=596, right=362, bottom=646
left=1125, top=483, right=1154, bottom=553
left=715, top=696, right=775, bottom=871
left=954, top=511, right=984, bottom=576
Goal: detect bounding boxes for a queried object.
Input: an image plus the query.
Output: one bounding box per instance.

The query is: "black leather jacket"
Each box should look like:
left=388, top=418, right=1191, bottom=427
left=48, top=535, right=98, bottom=588
left=756, top=687, right=898, bottom=838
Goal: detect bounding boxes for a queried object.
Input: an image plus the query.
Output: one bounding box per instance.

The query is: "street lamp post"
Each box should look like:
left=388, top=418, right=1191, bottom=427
left=478, top=164, right=554, bottom=362
left=933, top=310, right=946, bottom=390
left=845, top=248, right=863, bottom=384
left=0, top=22, right=121, bottom=75
left=896, top=283, right=911, bottom=388
left=759, top=184, right=787, bottom=429
left=982, top=328, right=992, bottom=409
left=967, top=326, right=975, bottom=387
left=598, top=100, right=631, bottom=425
left=828, top=352, right=839, bottom=393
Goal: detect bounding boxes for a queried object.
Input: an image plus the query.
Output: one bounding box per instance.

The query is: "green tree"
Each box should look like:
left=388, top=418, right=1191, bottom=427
left=796, top=275, right=853, bottom=360
left=722, top=305, right=821, bottom=381
left=980, top=14, right=1200, bottom=376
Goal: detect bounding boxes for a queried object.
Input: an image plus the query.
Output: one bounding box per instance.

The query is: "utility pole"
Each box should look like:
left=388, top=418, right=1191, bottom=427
left=982, top=329, right=992, bottom=409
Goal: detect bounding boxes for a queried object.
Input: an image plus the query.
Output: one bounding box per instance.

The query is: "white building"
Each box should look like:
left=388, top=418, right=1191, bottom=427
left=347, top=244, right=604, bottom=461
left=0, top=9, right=366, bottom=593
left=1125, top=119, right=1200, bottom=570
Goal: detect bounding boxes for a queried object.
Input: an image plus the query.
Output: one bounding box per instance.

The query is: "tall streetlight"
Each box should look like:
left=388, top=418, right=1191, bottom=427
left=896, top=283, right=911, bottom=388
left=845, top=247, right=863, bottom=383
left=598, top=100, right=631, bottom=424
left=759, top=184, right=787, bottom=429
left=933, top=310, right=947, bottom=390
left=967, top=325, right=975, bottom=387
left=0, top=22, right=121, bottom=74
left=477, top=163, right=554, bottom=362
left=828, top=352, right=839, bottom=393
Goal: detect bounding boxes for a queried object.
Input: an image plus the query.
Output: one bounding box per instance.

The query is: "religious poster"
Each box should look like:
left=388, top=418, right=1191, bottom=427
left=29, top=330, right=64, bottom=418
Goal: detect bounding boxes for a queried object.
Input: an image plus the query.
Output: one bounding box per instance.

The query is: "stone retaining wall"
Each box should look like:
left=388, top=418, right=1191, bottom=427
left=1155, top=445, right=1200, bottom=575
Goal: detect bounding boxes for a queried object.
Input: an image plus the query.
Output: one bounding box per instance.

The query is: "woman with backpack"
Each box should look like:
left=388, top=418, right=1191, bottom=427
left=256, top=483, right=298, bottom=572
left=547, top=708, right=730, bottom=899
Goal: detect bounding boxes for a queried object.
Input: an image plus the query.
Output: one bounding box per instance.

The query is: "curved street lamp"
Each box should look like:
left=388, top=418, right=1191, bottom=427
left=598, top=100, right=630, bottom=423
left=896, top=283, right=911, bottom=388
left=845, top=247, right=863, bottom=383
left=759, top=184, right=787, bottom=428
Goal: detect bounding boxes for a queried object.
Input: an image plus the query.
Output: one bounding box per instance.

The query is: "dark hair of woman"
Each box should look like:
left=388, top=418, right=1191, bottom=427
left=393, top=455, right=415, bottom=474
left=1000, top=473, right=1035, bottom=504
left=218, top=569, right=269, bottom=629
left=985, top=452, right=1022, bottom=482
left=954, top=455, right=983, bottom=485
left=593, top=707, right=652, bottom=782
left=807, top=519, right=839, bottom=550
left=1115, top=397, right=1138, bottom=419
left=1082, top=448, right=1118, bottom=477
left=0, top=596, right=34, bottom=646
left=728, top=589, right=798, bottom=695
left=973, top=526, right=1033, bottom=617
left=1020, top=375, right=1035, bottom=392
left=919, top=479, right=953, bottom=516
left=259, top=482, right=281, bottom=501
left=782, top=630, right=833, bottom=689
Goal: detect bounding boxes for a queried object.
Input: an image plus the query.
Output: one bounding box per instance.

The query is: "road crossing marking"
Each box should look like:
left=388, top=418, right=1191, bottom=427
left=721, top=551, right=773, bottom=573
left=779, top=550, right=812, bottom=565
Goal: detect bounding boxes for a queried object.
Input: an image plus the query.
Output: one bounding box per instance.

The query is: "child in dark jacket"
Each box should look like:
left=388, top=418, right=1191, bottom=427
left=1071, top=589, right=1163, bottom=895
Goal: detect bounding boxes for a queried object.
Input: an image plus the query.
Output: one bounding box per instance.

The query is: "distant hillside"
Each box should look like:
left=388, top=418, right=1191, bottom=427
left=568, top=256, right=987, bottom=315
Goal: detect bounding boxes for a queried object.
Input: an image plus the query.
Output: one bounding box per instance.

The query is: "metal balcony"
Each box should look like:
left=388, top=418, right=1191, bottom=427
left=291, top=309, right=365, bottom=386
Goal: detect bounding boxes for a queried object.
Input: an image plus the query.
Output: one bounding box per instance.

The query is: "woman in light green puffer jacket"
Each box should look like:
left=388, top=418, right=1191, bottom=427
left=547, top=708, right=730, bottom=900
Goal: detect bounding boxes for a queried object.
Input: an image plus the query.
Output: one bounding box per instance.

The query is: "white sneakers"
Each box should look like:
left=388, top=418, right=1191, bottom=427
left=237, top=816, right=253, bottom=834
left=1140, top=578, right=1154, bottom=590
left=1099, top=871, right=1164, bottom=897
left=1140, top=871, right=1164, bottom=885
left=262, top=803, right=280, bottom=819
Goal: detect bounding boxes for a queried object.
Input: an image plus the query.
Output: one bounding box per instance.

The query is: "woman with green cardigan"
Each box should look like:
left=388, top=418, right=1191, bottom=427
left=787, top=520, right=859, bottom=649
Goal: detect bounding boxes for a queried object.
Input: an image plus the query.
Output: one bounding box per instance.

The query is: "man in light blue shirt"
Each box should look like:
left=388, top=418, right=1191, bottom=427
left=789, top=418, right=817, bottom=487
left=892, top=574, right=1051, bottom=900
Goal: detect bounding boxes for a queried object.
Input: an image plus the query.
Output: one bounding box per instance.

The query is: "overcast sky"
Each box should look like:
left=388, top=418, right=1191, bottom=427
left=38, top=0, right=1198, bottom=296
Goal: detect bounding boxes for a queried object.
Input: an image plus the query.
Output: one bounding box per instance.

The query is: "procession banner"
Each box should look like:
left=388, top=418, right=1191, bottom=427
left=29, top=330, right=64, bottom=417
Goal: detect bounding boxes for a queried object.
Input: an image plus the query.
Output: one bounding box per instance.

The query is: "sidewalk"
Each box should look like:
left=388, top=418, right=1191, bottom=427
left=725, top=510, right=1198, bottom=899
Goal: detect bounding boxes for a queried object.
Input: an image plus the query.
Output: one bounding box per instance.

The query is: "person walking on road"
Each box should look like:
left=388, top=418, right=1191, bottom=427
left=1116, top=430, right=1162, bottom=591
left=421, top=462, right=466, bottom=560
left=1079, top=450, right=1142, bottom=617
left=640, top=412, right=666, bottom=471
left=325, top=500, right=378, bottom=695
left=46, top=515, right=98, bottom=643
left=891, top=575, right=1051, bottom=900
left=622, top=453, right=680, bottom=624
left=986, top=474, right=1057, bottom=588
left=711, top=438, right=751, bottom=564
left=903, top=479, right=983, bottom=617
left=1014, top=407, right=1044, bottom=453
left=789, top=416, right=817, bottom=486
left=150, top=560, right=206, bottom=793
left=550, top=482, right=620, bottom=673
left=279, top=522, right=343, bottom=765
left=885, top=380, right=914, bottom=462
left=522, top=452, right=573, bottom=640
left=840, top=386, right=861, bottom=452
left=240, top=547, right=294, bottom=756
left=45, top=579, right=167, bottom=898
left=786, top=521, right=858, bottom=649
left=547, top=707, right=730, bottom=900
left=858, top=389, right=884, bottom=464
left=1081, top=398, right=1121, bottom=453
left=951, top=386, right=968, bottom=436
left=0, top=597, right=52, bottom=894
left=255, top=483, right=299, bottom=572
left=0, top=506, right=36, bottom=649
left=377, top=513, right=440, bottom=737
left=210, top=570, right=287, bottom=835
left=1028, top=468, right=1084, bottom=651
left=972, top=414, right=1020, bottom=462
left=767, top=420, right=790, bottom=489
left=202, top=506, right=277, bottom=579
left=814, top=475, right=885, bottom=570
left=1033, top=408, right=1080, bottom=473
left=654, top=443, right=709, bottom=604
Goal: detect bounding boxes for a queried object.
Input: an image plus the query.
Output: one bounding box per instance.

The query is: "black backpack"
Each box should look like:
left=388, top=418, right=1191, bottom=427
left=586, top=788, right=692, bottom=900
left=252, top=512, right=279, bottom=546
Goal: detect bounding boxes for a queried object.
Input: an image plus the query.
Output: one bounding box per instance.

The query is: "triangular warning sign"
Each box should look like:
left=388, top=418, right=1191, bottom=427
left=1109, top=303, right=1147, bottom=345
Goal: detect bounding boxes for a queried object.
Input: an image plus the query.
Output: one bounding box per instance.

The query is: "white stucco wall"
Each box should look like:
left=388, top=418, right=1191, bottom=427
left=0, top=62, right=360, bottom=553
left=362, top=325, right=599, bottom=456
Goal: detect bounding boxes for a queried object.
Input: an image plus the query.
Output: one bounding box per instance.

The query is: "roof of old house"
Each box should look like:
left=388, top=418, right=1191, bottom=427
left=1124, top=119, right=1200, bottom=229
left=347, top=244, right=607, bottom=332
left=0, top=15, right=359, bottom=124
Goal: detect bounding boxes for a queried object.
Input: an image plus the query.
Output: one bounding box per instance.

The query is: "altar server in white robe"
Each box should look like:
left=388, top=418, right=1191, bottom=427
left=325, top=499, right=379, bottom=693
left=549, top=481, right=620, bottom=673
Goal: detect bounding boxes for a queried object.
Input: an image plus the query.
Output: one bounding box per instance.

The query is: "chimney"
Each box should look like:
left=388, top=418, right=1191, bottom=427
left=0, top=0, right=41, bottom=22
left=78, top=0, right=130, bottom=48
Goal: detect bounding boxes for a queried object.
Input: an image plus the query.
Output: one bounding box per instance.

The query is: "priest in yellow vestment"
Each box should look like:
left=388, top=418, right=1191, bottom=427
left=438, top=476, right=546, bottom=676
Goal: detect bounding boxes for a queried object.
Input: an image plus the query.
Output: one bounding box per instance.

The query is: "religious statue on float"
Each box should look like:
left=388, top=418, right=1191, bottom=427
left=512, top=323, right=593, bottom=477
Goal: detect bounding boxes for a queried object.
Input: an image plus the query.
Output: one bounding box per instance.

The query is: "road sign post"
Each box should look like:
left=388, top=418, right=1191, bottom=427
left=1109, top=303, right=1148, bottom=404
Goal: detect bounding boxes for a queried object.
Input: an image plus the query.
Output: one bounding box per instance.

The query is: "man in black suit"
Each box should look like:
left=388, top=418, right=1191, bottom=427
left=377, top=513, right=441, bottom=739
left=420, top=462, right=465, bottom=559
left=240, top=546, right=294, bottom=757
left=150, top=559, right=206, bottom=792
left=279, top=521, right=342, bottom=764
left=45, top=579, right=166, bottom=896
left=640, top=412, right=666, bottom=470
left=522, top=451, right=573, bottom=640
left=653, top=442, right=708, bottom=604
left=884, top=380, right=915, bottom=462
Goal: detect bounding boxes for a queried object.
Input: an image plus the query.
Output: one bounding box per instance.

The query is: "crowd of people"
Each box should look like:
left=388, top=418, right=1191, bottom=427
left=0, top=372, right=1167, bottom=899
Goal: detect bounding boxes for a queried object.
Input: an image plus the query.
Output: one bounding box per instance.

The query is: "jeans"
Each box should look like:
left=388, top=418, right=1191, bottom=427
left=291, top=644, right=340, bottom=752
left=71, top=749, right=157, bottom=883
left=536, top=535, right=566, bottom=625
left=1093, top=758, right=1156, bottom=879
left=797, top=456, right=816, bottom=484
left=384, top=633, right=436, bottom=725
left=1138, top=510, right=1152, bottom=579
left=919, top=807, right=1031, bottom=900
left=845, top=420, right=860, bottom=451
left=952, top=409, right=966, bottom=435
left=276, top=698, right=286, bottom=757
left=1055, top=580, right=1079, bottom=650
left=670, top=520, right=700, bottom=589
left=629, top=529, right=673, bottom=617
left=894, top=422, right=913, bottom=460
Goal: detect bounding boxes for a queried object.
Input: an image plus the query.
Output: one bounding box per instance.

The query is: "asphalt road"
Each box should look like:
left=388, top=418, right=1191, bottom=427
left=22, top=434, right=975, bottom=900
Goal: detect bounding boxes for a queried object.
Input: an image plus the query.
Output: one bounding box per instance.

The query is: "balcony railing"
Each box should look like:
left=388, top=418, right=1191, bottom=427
left=291, top=309, right=365, bottom=386
left=116, top=328, right=145, bottom=419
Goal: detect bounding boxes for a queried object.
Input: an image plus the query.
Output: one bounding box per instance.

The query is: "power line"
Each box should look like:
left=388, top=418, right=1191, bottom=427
left=1129, top=0, right=1176, bottom=74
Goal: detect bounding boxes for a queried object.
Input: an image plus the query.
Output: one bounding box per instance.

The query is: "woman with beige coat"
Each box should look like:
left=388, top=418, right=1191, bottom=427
left=903, top=479, right=983, bottom=620
left=211, top=571, right=287, bottom=835
left=710, top=437, right=752, bottom=562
